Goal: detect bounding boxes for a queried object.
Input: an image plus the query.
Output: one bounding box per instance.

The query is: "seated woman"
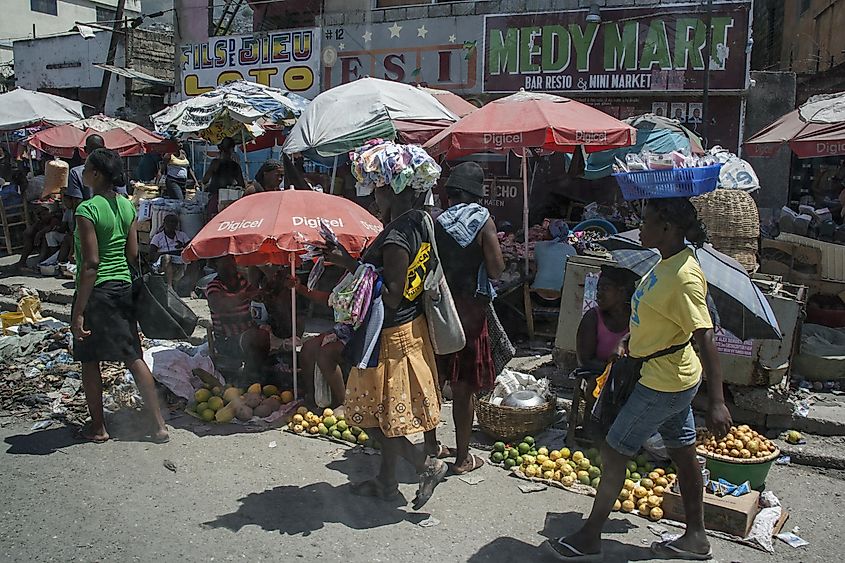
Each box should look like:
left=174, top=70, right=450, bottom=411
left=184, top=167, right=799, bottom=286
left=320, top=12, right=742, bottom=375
left=16, top=204, right=60, bottom=271
left=244, top=160, right=284, bottom=195
left=576, top=265, right=639, bottom=374
left=149, top=214, right=191, bottom=289
left=206, top=256, right=271, bottom=381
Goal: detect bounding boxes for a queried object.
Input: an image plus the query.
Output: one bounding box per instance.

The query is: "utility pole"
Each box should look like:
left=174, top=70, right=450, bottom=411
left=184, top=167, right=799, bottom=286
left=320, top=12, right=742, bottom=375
left=701, top=0, right=714, bottom=147
left=97, top=0, right=127, bottom=114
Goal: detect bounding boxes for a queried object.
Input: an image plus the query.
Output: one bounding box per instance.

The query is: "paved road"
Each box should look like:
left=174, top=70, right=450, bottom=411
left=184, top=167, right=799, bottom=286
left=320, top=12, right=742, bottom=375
left=0, top=408, right=839, bottom=562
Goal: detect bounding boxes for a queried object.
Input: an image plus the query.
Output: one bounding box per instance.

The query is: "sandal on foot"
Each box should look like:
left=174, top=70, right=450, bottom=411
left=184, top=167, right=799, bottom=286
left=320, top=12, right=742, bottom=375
left=147, top=432, right=171, bottom=444
left=435, top=444, right=456, bottom=459
left=543, top=538, right=603, bottom=562
left=412, top=458, right=448, bottom=510
left=651, top=541, right=712, bottom=561
left=76, top=425, right=110, bottom=444
left=451, top=453, right=485, bottom=475
left=350, top=479, right=401, bottom=501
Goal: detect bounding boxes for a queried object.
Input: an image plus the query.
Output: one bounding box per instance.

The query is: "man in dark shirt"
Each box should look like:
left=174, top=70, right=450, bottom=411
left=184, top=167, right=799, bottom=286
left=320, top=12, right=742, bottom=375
left=68, top=135, right=128, bottom=198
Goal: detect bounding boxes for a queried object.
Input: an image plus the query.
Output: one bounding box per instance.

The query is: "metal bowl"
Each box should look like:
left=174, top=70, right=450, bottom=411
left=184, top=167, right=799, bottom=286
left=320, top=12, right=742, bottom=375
left=501, top=390, right=546, bottom=409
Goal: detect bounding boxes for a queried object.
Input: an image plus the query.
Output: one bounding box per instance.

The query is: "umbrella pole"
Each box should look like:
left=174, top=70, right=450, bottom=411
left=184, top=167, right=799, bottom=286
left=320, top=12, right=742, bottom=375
left=290, top=253, right=299, bottom=400
left=241, top=137, right=250, bottom=181
left=522, top=147, right=529, bottom=278
left=330, top=155, right=338, bottom=194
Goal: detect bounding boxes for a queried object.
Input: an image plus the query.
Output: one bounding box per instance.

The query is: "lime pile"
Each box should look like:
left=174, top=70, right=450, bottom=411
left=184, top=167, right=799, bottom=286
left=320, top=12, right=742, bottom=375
left=187, top=383, right=296, bottom=423
left=288, top=407, right=377, bottom=448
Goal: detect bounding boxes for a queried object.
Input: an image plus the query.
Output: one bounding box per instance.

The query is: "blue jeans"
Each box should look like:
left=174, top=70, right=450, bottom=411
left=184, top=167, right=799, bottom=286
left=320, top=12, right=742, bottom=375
left=606, top=381, right=700, bottom=457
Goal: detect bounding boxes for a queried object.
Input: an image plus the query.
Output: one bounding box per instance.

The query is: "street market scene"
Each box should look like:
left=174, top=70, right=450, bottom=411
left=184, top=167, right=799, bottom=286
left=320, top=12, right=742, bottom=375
left=2, top=0, right=845, bottom=561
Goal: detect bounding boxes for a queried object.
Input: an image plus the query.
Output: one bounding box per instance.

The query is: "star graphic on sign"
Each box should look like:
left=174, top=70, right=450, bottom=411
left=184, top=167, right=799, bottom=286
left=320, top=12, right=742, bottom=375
left=449, top=34, right=457, bottom=43
left=417, top=25, right=428, bottom=39
left=388, top=22, right=402, bottom=38
left=338, top=43, right=345, bottom=51
left=362, top=31, right=372, bottom=43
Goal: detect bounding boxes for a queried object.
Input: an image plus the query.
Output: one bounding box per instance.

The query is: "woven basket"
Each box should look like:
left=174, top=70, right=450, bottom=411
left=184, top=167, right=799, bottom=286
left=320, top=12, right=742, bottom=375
left=476, top=394, right=556, bottom=441
left=692, top=189, right=760, bottom=273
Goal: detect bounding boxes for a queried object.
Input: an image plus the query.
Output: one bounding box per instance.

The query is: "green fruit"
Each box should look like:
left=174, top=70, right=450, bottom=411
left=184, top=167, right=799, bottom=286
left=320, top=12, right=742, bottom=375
left=504, top=458, right=516, bottom=469
left=350, top=426, right=363, bottom=436
left=357, top=432, right=370, bottom=444
left=577, top=471, right=591, bottom=485
left=635, top=454, right=649, bottom=467
left=630, top=472, right=642, bottom=482
left=491, top=452, right=505, bottom=463
left=323, top=416, right=337, bottom=427
left=196, top=401, right=208, bottom=413
left=515, top=456, right=524, bottom=466
left=194, top=388, right=212, bottom=403
left=637, top=466, right=648, bottom=477
left=528, top=449, right=538, bottom=457
left=586, top=448, right=599, bottom=460
left=588, top=466, right=601, bottom=479
left=568, top=460, right=578, bottom=469
left=626, top=460, right=638, bottom=473
left=579, top=458, right=591, bottom=470
left=341, top=430, right=355, bottom=443
left=207, top=396, right=224, bottom=411
left=518, top=443, right=531, bottom=455
left=318, top=424, right=329, bottom=436
left=200, top=408, right=215, bottom=422
left=523, top=436, right=535, bottom=446
left=644, top=462, right=655, bottom=473
left=626, top=468, right=631, bottom=479
left=787, top=430, right=802, bottom=444
left=591, top=477, right=601, bottom=489
left=493, top=441, right=506, bottom=452
left=508, top=448, right=519, bottom=460
left=331, top=430, right=342, bottom=439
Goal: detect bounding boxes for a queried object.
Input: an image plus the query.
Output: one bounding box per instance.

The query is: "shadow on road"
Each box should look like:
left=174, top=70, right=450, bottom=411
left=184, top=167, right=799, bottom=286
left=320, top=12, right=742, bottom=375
left=536, top=511, right=655, bottom=562
left=325, top=446, right=421, bottom=485
left=202, top=482, right=429, bottom=536
left=3, top=425, right=80, bottom=455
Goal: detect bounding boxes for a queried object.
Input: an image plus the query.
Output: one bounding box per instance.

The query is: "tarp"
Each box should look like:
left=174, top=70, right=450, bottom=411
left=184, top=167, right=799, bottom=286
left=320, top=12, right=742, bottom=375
left=0, top=89, right=85, bottom=131
left=282, top=77, right=459, bottom=164
left=26, top=115, right=175, bottom=158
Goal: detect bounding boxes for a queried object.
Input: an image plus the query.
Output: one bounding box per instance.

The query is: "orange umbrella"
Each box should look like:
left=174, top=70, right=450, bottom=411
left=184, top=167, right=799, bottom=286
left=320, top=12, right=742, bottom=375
left=183, top=190, right=382, bottom=399
left=182, top=190, right=382, bottom=266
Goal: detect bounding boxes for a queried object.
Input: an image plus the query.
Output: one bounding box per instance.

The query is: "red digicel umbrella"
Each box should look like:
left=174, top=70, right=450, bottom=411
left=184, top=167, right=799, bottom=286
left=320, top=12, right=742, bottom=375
left=744, top=92, right=845, bottom=158
left=424, top=90, right=635, bottom=275
left=183, top=190, right=382, bottom=399
left=26, top=115, right=175, bottom=158
left=424, top=90, right=636, bottom=159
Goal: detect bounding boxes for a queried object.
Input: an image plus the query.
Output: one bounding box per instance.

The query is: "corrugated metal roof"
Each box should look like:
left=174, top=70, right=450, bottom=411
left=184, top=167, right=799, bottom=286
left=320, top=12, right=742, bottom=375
left=93, top=64, right=171, bottom=87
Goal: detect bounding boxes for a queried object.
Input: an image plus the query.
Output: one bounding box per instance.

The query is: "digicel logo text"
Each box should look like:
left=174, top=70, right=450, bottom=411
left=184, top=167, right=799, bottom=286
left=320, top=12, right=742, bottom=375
left=292, top=217, right=345, bottom=229
left=484, top=133, right=523, bottom=147
left=218, top=219, right=264, bottom=232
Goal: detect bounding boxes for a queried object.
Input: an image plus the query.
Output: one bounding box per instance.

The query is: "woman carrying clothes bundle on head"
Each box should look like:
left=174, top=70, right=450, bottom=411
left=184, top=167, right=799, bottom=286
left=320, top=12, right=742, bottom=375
left=71, top=149, right=169, bottom=444
left=245, top=160, right=284, bottom=195
left=546, top=197, right=731, bottom=562
left=328, top=183, right=447, bottom=510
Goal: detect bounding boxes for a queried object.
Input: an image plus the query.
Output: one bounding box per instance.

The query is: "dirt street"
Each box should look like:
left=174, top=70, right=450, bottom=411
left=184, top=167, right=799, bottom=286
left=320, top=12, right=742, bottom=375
left=0, top=407, right=840, bottom=563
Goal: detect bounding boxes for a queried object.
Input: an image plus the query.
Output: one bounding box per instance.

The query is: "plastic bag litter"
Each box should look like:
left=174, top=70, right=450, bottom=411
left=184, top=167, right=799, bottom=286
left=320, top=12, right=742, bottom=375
left=743, top=491, right=782, bottom=553
left=143, top=345, right=221, bottom=400
left=490, top=369, right=551, bottom=405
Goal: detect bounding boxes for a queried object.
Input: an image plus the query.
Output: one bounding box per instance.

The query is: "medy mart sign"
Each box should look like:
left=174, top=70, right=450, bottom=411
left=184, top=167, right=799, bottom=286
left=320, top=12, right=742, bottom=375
left=179, top=28, right=321, bottom=99
left=483, top=1, right=750, bottom=93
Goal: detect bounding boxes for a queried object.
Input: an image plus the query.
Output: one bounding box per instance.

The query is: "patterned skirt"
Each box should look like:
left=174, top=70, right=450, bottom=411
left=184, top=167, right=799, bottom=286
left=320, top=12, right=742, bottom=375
left=345, top=315, right=441, bottom=438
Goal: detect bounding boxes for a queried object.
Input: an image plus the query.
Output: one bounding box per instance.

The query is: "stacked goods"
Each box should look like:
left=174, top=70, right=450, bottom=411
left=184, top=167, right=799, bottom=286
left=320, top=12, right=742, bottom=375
left=288, top=407, right=377, bottom=448
left=491, top=439, right=676, bottom=522
left=692, top=189, right=760, bottom=274
left=188, top=383, right=296, bottom=423
left=349, top=140, right=441, bottom=196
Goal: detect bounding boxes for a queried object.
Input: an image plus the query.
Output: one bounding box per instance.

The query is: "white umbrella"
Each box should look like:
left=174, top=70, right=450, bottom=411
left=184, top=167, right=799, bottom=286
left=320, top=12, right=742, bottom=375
left=0, top=88, right=85, bottom=131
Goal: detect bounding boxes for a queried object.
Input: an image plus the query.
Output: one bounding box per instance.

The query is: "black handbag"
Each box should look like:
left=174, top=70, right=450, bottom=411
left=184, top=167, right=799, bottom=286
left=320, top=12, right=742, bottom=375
left=591, top=340, right=692, bottom=434
left=133, top=270, right=198, bottom=340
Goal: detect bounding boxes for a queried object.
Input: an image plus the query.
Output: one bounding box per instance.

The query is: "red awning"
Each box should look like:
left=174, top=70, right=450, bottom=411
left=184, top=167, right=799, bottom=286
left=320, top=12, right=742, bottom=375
left=26, top=115, right=176, bottom=158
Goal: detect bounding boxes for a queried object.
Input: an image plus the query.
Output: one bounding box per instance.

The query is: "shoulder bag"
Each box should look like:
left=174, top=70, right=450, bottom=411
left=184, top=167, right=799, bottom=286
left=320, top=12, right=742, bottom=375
left=420, top=212, right=466, bottom=355
left=591, top=340, right=692, bottom=434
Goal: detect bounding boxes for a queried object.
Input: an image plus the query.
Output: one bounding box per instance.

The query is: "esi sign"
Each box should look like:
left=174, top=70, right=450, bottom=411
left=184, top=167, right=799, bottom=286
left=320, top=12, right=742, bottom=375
left=179, top=28, right=321, bottom=99
left=483, top=1, right=750, bottom=94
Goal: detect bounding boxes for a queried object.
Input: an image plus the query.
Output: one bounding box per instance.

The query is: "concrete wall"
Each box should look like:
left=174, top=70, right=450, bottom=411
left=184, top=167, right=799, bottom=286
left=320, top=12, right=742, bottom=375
left=744, top=71, right=797, bottom=211
left=781, top=0, right=845, bottom=74
left=13, top=31, right=127, bottom=115
left=130, top=29, right=173, bottom=82
left=1, top=0, right=141, bottom=69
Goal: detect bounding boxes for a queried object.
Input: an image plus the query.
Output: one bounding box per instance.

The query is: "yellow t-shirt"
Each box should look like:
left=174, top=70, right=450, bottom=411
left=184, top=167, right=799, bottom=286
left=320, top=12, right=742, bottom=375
left=629, top=248, right=713, bottom=393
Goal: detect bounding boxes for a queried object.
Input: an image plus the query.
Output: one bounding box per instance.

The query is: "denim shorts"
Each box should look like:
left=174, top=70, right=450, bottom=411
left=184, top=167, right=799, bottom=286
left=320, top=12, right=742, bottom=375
left=606, top=382, right=700, bottom=457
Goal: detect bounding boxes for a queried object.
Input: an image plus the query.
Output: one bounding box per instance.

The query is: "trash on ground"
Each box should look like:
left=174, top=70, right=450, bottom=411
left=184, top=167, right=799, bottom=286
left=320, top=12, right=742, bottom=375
left=776, top=532, right=809, bottom=548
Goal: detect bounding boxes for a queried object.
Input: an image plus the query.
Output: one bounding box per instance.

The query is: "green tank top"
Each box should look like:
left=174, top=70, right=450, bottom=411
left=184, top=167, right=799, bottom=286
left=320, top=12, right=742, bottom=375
left=74, top=194, right=136, bottom=286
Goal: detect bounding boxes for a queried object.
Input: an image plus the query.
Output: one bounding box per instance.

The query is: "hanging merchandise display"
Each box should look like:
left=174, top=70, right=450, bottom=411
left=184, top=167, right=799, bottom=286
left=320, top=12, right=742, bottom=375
left=349, top=140, right=442, bottom=196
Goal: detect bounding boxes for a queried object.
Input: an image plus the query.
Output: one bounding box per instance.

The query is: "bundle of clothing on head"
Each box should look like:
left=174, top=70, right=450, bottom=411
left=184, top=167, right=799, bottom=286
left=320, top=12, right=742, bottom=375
left=349, top=139, right=441, bottom=196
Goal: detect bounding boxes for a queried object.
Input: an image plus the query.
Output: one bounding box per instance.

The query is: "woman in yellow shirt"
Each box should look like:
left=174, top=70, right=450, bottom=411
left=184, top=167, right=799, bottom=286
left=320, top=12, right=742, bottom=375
left=546, top=198, right=732, bottom=562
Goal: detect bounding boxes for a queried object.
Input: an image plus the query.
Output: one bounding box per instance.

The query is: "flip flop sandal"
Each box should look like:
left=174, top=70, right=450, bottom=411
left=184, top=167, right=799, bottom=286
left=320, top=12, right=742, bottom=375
left=451, top=453, right=485, bottom=475
left=651, top=541, right=713, bottom=561
left=412, top=458, right=448, bottom=511
left=350, top=480, right=401, bottom=501
left=435, top=444, right=456, bottom=459
left=76, top=426, right=110, bottom=444
left=543, top=538, right=603, bottom=562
